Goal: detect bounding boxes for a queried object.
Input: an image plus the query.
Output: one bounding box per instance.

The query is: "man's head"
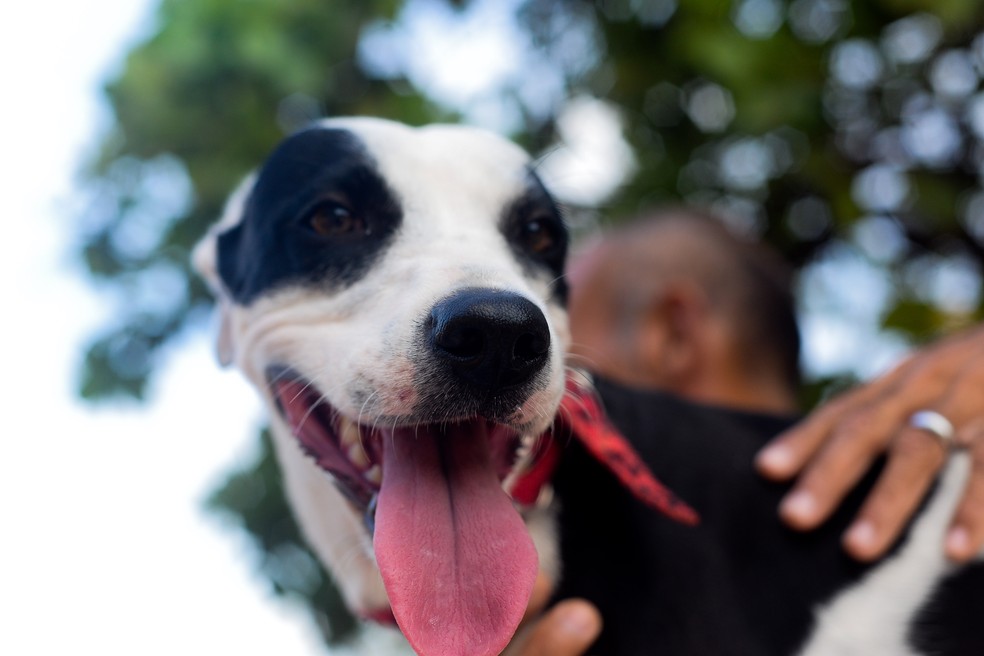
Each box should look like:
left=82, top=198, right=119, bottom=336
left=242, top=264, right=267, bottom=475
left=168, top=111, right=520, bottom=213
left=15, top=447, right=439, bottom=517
left=567, top=208, right=800, bottom=414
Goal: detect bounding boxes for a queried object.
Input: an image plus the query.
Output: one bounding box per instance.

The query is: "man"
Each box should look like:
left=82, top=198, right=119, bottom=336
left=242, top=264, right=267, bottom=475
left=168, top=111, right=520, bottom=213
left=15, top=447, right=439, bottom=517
left=515, top=208, right=803, bottom=654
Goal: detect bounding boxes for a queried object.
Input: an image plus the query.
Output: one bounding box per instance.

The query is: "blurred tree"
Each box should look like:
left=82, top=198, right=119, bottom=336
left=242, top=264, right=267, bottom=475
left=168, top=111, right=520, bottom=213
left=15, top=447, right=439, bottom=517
left=77, top=0, right=447, bottom=401
left=76, top=0, right=984, bottom=649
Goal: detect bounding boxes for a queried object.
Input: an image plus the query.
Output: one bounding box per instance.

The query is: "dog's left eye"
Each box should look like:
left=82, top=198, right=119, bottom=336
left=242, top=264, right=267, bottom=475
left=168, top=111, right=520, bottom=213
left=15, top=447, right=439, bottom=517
left=307, top=202, right=368, bottom=238
left=519, top=217, right=559, bottom=256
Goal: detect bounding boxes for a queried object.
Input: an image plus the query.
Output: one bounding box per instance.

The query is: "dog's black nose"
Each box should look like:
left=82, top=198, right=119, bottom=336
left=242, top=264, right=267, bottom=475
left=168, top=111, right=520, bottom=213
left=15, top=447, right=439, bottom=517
left=429, top=288, right=550, bottom=392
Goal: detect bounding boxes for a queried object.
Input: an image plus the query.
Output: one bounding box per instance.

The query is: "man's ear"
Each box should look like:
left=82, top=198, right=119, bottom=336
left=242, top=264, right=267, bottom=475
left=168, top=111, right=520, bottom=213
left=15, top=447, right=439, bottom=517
left=638, top=278, right=710, bottom=384
left=192, top=230, right=236, bottom=367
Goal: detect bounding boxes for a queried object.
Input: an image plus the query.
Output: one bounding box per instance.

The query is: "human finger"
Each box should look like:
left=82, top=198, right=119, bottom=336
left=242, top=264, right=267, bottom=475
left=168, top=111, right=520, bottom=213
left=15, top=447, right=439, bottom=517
left=756, top=367, right=904, bottom=481
left=759, top=328, right=984, bottom=484
left=945, top=421, right=984, bottom=562
left=521, top=571, right=555, bottom=625
left=775, top=341, right=979, bottom=530
left=776, top=367, right=950, bottom=531
left=842, top=423, right=948, bottom=560
left=841, top=350, right=984, bottom=559
left=912, top=356, right=984, bottom=561
left=506, top=599, right=602, bottom=656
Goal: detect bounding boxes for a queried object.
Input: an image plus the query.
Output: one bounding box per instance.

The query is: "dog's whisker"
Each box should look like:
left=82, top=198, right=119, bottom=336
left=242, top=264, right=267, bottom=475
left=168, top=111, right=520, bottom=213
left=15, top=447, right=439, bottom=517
left=355, top=390, right=379, bottom=458
left=528, top=143, right=564, bottom=173
left=368, top=405, right=389, bottom=440
left=288, top=376, right=321, bottom=406
left=262, top=366, right=301, bottom=397
left=564, top=343, right=610, bottom=372
left=333, top=532, right=376, bottom=573
left=547, top=272, right=568, bottom=289
left=294, top=395, right=326, bottom=434
left=551, top=404, right=580, bottom=448
left=356, top=391, right=375, bottom=424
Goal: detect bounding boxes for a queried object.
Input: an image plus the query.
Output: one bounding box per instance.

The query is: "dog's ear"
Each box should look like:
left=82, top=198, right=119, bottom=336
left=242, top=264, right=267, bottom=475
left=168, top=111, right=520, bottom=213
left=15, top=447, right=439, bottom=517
left=191, top=174, right=258, bottom=367
left=192, top=230, right=237, bottom=367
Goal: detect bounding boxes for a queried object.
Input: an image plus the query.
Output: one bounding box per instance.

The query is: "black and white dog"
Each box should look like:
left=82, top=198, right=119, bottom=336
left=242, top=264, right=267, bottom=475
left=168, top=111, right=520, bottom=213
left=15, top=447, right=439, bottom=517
left=194, top=118, right=572, bottom=656
left=194, top=117, right=983, bottom=655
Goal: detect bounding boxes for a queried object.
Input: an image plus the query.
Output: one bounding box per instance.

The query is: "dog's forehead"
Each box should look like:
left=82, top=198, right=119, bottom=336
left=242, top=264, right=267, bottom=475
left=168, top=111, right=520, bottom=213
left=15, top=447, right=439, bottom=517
left=216, top=118, right=538, bottom=235
left=322, top=117, right=534, bottom=205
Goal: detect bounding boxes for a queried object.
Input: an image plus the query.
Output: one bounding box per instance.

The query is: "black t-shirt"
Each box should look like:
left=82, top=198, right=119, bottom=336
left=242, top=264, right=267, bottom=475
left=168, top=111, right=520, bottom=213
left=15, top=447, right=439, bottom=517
left=551, top=376, right=878, bottom=655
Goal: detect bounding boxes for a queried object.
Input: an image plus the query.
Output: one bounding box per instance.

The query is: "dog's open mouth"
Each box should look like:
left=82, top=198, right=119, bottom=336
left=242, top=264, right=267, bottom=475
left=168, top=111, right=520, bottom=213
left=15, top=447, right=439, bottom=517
left=269, top=367, right=540, bottom=656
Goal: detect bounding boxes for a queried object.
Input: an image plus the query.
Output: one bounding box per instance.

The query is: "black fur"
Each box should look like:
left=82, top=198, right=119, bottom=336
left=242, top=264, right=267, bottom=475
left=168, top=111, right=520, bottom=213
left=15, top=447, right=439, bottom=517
left=909, top=562, right=984, bottom=655
left=553, top=377, right=982, bottom=655
left=217, top=127, right=403, bottom=304
left=500, top=172, right=569, bottom=303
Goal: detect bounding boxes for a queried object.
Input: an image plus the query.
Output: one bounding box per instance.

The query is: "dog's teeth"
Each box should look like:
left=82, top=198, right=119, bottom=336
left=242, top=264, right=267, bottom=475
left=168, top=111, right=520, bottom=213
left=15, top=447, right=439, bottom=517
left=535, top=483, right=555, bottom=509
left=339, top=418, right=360, bottom=449
left=365, top=465, right=382, bottom=486
left=515, top=434, right=535, bottom=461
left=348, top=443, right=369, bottom=468
left=515, top=443, right=531, bottom=462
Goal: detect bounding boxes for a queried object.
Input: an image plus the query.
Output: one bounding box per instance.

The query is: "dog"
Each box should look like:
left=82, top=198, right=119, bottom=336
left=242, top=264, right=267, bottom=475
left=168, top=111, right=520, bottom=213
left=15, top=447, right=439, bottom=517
left=195, top=117, right=983, bottom=655
left=193, top=117, right=580, bottom=656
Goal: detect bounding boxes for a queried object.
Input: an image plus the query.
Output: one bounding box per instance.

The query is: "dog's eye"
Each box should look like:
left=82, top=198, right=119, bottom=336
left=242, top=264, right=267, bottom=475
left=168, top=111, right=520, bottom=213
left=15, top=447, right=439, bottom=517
left=308, top=202, right=367, bottom=238
left=520, top=217, right=558, bottom=256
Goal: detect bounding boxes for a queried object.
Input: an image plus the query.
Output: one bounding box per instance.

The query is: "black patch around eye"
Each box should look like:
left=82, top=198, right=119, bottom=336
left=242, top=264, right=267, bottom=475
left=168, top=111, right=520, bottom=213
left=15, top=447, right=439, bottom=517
left=502, top=171, right=569, bottom=303
left=217, top=127, right=403, bottom=304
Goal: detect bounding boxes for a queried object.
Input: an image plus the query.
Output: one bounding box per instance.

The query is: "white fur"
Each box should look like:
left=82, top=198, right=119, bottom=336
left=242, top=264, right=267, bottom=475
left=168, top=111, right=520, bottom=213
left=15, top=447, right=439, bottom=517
left=194, top=118, right=568, bottom=617
left=798, top=454, right=973, bottom=656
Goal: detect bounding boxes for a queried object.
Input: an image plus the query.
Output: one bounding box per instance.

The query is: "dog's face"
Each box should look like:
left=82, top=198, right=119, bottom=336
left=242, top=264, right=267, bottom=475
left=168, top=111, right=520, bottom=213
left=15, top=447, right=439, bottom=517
left=194, top=118, right=570, bottom=656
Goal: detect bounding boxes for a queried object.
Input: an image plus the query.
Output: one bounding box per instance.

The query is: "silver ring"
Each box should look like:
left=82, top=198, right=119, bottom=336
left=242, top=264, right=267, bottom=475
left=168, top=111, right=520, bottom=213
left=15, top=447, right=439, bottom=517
left=908, top=410, right=956, bottom=448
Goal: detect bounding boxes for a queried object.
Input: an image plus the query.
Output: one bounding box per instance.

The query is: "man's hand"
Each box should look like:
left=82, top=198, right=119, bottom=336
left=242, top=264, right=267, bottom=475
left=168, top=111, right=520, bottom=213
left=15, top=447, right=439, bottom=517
left=503, top=572, right=602, bottom=656
left=756, top=326, right=984, bottom=563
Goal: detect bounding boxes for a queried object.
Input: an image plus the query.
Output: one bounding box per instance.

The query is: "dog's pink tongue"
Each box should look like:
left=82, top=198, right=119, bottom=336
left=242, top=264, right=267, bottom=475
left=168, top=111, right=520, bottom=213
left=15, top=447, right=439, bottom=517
left=374, top=423, right=538, bottom=656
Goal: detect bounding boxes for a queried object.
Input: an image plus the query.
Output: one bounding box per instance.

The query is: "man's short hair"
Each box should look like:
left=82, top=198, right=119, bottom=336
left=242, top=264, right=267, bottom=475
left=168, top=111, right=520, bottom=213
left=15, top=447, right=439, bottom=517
left=606, top=208, right=802, bottom=390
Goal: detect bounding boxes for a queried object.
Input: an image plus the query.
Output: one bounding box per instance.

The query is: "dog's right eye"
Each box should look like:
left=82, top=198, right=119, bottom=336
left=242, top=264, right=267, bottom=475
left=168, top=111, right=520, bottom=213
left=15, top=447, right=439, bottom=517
left=306, top=202, right=367, bottom=238
left=520, top=217, right=559, bottom=256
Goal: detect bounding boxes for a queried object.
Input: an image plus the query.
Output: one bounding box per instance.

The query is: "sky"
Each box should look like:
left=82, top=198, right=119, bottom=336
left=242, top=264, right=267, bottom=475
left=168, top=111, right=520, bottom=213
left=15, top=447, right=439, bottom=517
left=0, top=2, right=369, bottom=654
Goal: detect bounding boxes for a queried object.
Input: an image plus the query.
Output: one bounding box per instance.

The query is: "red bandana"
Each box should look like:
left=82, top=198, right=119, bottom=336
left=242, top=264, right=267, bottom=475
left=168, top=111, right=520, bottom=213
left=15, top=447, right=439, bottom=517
left=510, top=373, right=700, bottom=526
